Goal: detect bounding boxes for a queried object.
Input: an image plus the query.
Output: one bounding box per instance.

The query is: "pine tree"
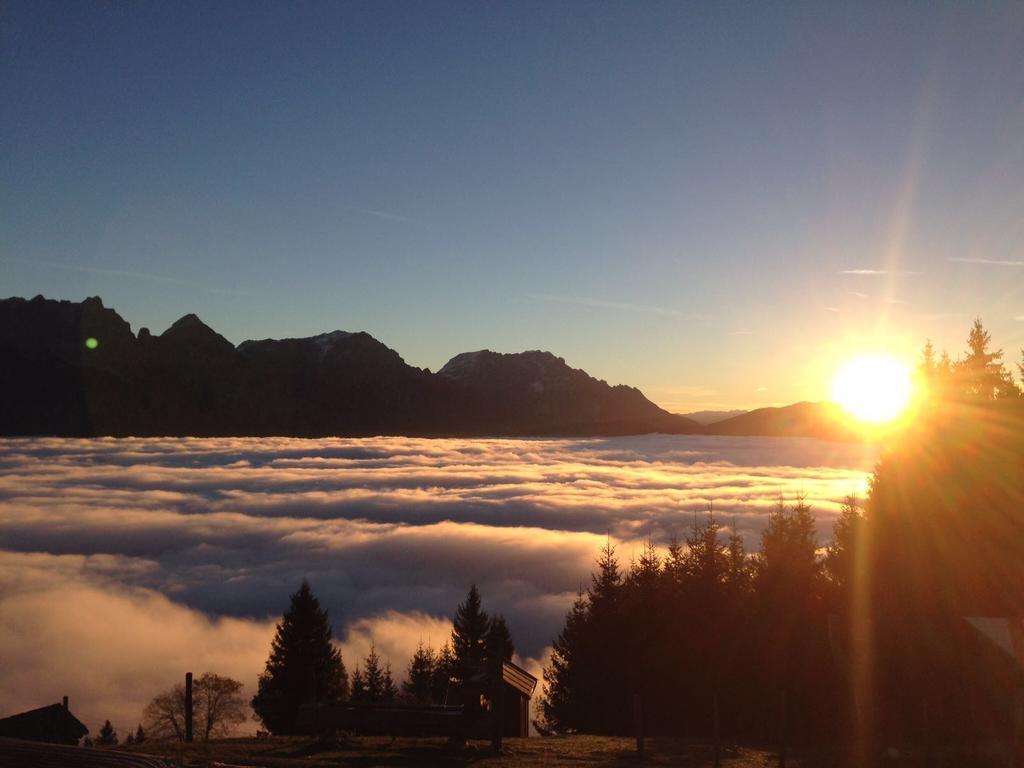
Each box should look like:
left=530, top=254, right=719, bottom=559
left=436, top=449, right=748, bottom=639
left=451, top=584, right=490, bottom=685
left=431, top=642, right=456, bottom=704
left=724, top=520, right=751, bottom=597
left=362, top=645, right=387, bottom=701
left=382, top=663, right=398, bottom=702
left=919, top=339, right=937, bottom=378
left=97, top=720, right=118, bottom=746
left=686, top=511, right=726, bottom=592
left=957, top=318, right=1016, bottom=400
left=626, top=537, right=661, bottom=595
left=919, top=340, right=947, bottom=403
left=251, top=580, right=348, bottom=734
left=825, top=495, right=863, bottom=603
left=403, top=642, right=437, bottom=704
left=754, top=493, right=825, bottom=710
left=350, top=646, right=398, bottom=703
left=586, top=539, right=628, bottom=734
left=484, top=614, right=515, bottom=669
left=350, top=666, right=366, bottom=701
left=589, top=537, right=621, bottom=612
left=758, top=493, right=819, bottom=587
left=134, top=724, right=145, bottom=744
left=663, top=533, right=687, bottom=589
left=538, top=592, right=589, bottom=733
left=126, top=731, right=135, bottom=745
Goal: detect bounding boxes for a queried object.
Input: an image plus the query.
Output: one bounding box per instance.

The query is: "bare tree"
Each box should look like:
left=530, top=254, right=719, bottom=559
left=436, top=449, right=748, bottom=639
left=143, top=684, right=186, bottom=741
left=143, top=673, right=247, bottom=742
left=194, top=674, right=246, bottom=741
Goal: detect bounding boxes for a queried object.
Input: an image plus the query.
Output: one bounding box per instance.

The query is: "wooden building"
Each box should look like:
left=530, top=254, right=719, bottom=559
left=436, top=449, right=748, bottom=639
left=497, top=660, right=538, bottom=738
left=0, top=697, right=88, bottom=745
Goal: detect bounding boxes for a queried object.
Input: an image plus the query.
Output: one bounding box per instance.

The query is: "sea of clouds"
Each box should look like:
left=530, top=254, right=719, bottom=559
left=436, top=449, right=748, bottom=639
left=0, top=434, right=877, bottom=737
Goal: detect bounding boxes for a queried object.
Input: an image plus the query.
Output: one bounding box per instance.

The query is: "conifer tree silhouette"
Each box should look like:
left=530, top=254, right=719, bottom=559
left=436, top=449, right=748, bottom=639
left=251, top=580, right=348, bottom=733
left=403, top=642, right=437, bottom=704
left=451, top=584, right=490, bottom=685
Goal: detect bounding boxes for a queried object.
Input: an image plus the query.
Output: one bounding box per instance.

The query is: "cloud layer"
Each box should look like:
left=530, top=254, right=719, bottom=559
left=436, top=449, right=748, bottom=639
left=0, top=435, right=876, bottom=735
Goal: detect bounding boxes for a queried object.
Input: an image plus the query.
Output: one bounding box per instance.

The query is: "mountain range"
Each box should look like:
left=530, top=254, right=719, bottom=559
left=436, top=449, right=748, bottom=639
left=679, top=409, right=748, bottom=425
left=0, top=296, right=854, bottom=439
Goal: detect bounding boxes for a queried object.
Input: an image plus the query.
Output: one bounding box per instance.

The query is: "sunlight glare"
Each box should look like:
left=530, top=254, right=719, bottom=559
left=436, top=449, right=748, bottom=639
left=830, top=355, right=913, bottom=424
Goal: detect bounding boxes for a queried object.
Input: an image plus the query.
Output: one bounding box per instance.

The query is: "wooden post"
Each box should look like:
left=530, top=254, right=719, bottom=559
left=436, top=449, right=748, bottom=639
left=633, top=693, right=644, bottom=761
left=713, top=693, right=721, bottom=768
left=185, top=672, right=194, bottom=743
left=492, top=676, right=504, bottom=753
left=922, top=697, right=931, bottom=768
left=778, top=689, right=787, bottom=768
left=1011, top=692, right=1024, bottom=768
left=62, top=696, right=69, bottom=743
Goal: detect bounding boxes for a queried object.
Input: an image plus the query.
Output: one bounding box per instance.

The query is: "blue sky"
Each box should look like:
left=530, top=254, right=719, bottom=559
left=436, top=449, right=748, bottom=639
left=3, top=1, right=1022, bottom=410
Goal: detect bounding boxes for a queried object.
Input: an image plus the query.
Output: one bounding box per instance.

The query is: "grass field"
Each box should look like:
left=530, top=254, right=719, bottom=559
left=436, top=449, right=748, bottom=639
left=115, top=735, right=802, bottom=767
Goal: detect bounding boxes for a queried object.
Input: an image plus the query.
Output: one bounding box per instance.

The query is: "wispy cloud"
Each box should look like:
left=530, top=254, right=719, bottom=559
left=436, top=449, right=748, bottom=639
left=848, top=291, right=908, bottom=305
left=948, top=257, right=1024, bottom=267
left=726, top=329, right=754, bottom=336
left=839, top=269, right=923, bottom=276
left=526, top=292, right=688, bottom=318
left=3, top=257, right=256, bottom=297
left=349, top=207, right=424, bottom=226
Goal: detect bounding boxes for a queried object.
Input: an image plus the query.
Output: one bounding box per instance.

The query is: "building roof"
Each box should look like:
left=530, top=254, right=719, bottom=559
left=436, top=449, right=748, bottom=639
left=0, top=703, right=89, bottom=743
left=965, top=616, right=1024, bottom=670
left=501, top=660, right=538, bottom=698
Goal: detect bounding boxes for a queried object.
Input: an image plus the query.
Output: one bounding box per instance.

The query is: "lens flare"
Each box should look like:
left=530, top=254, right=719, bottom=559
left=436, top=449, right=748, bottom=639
left=831, top=355, right=913, bottom=424
left=85, top=337, right=99, bottom=350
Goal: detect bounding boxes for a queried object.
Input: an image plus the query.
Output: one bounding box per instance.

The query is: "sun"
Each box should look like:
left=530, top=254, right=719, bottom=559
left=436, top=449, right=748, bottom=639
left=830, top=354, right=914, bottom=424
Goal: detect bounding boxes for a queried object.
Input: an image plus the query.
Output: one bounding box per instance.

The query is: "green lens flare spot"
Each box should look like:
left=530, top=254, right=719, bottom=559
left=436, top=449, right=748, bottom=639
left=85, top=337, right=99, bottom=350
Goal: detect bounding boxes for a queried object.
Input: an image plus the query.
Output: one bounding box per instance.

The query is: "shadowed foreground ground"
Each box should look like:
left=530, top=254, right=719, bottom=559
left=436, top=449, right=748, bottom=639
left=123, top=736, right=798, bottom=767
left=0, top=736, right=809, bottom=767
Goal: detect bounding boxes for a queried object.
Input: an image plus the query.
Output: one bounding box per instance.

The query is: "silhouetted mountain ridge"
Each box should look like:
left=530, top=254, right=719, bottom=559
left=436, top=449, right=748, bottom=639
left=0, top=296, right=701, bottom=437
left=704, top=401, right=858, bottom=440
left=681, top=409, right=748, bottom=425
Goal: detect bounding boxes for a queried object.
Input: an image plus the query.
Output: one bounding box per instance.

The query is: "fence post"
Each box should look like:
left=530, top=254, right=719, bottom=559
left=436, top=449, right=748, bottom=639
left=713, top=693, right=721, bottom=768
left=492, top=674, right=504, bottom=753
left=779, top=688, right=787, bottom=768
left=1012, top=691, right=1024, bottom=768
left=923, top=697, right=932, bottom=768
left=633, top=693, right=644, bottom=760
left=185, top=672, right=193, bottom=743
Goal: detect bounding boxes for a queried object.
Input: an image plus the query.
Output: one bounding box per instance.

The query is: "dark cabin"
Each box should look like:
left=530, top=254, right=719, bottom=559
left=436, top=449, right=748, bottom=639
left=462, top=660, right=538, bottom=738
left=958, top=617, right=1024, bottom=746
left=0, top=697, right=89, bottom=744
left=498, top=659, right=538, bottom=738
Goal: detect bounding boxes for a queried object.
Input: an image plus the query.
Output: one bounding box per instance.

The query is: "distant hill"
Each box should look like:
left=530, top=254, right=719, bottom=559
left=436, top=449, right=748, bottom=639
left=0, top=295, right=701, bottom=438
left=680, top=409, right=748, bottom=425
left=704, top=401, right=859, bottom=440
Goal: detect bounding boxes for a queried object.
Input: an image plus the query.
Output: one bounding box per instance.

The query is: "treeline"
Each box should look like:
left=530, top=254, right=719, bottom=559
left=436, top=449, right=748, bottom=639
left=250, top=582, right=517, bottom=734
left=120, top=583, right=518, bottom=742
left=539, top=319, right=1024, bottom=750
left=538, top=494, right=845, bottom=740
left=916, top=318, right=1023, bottom=402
